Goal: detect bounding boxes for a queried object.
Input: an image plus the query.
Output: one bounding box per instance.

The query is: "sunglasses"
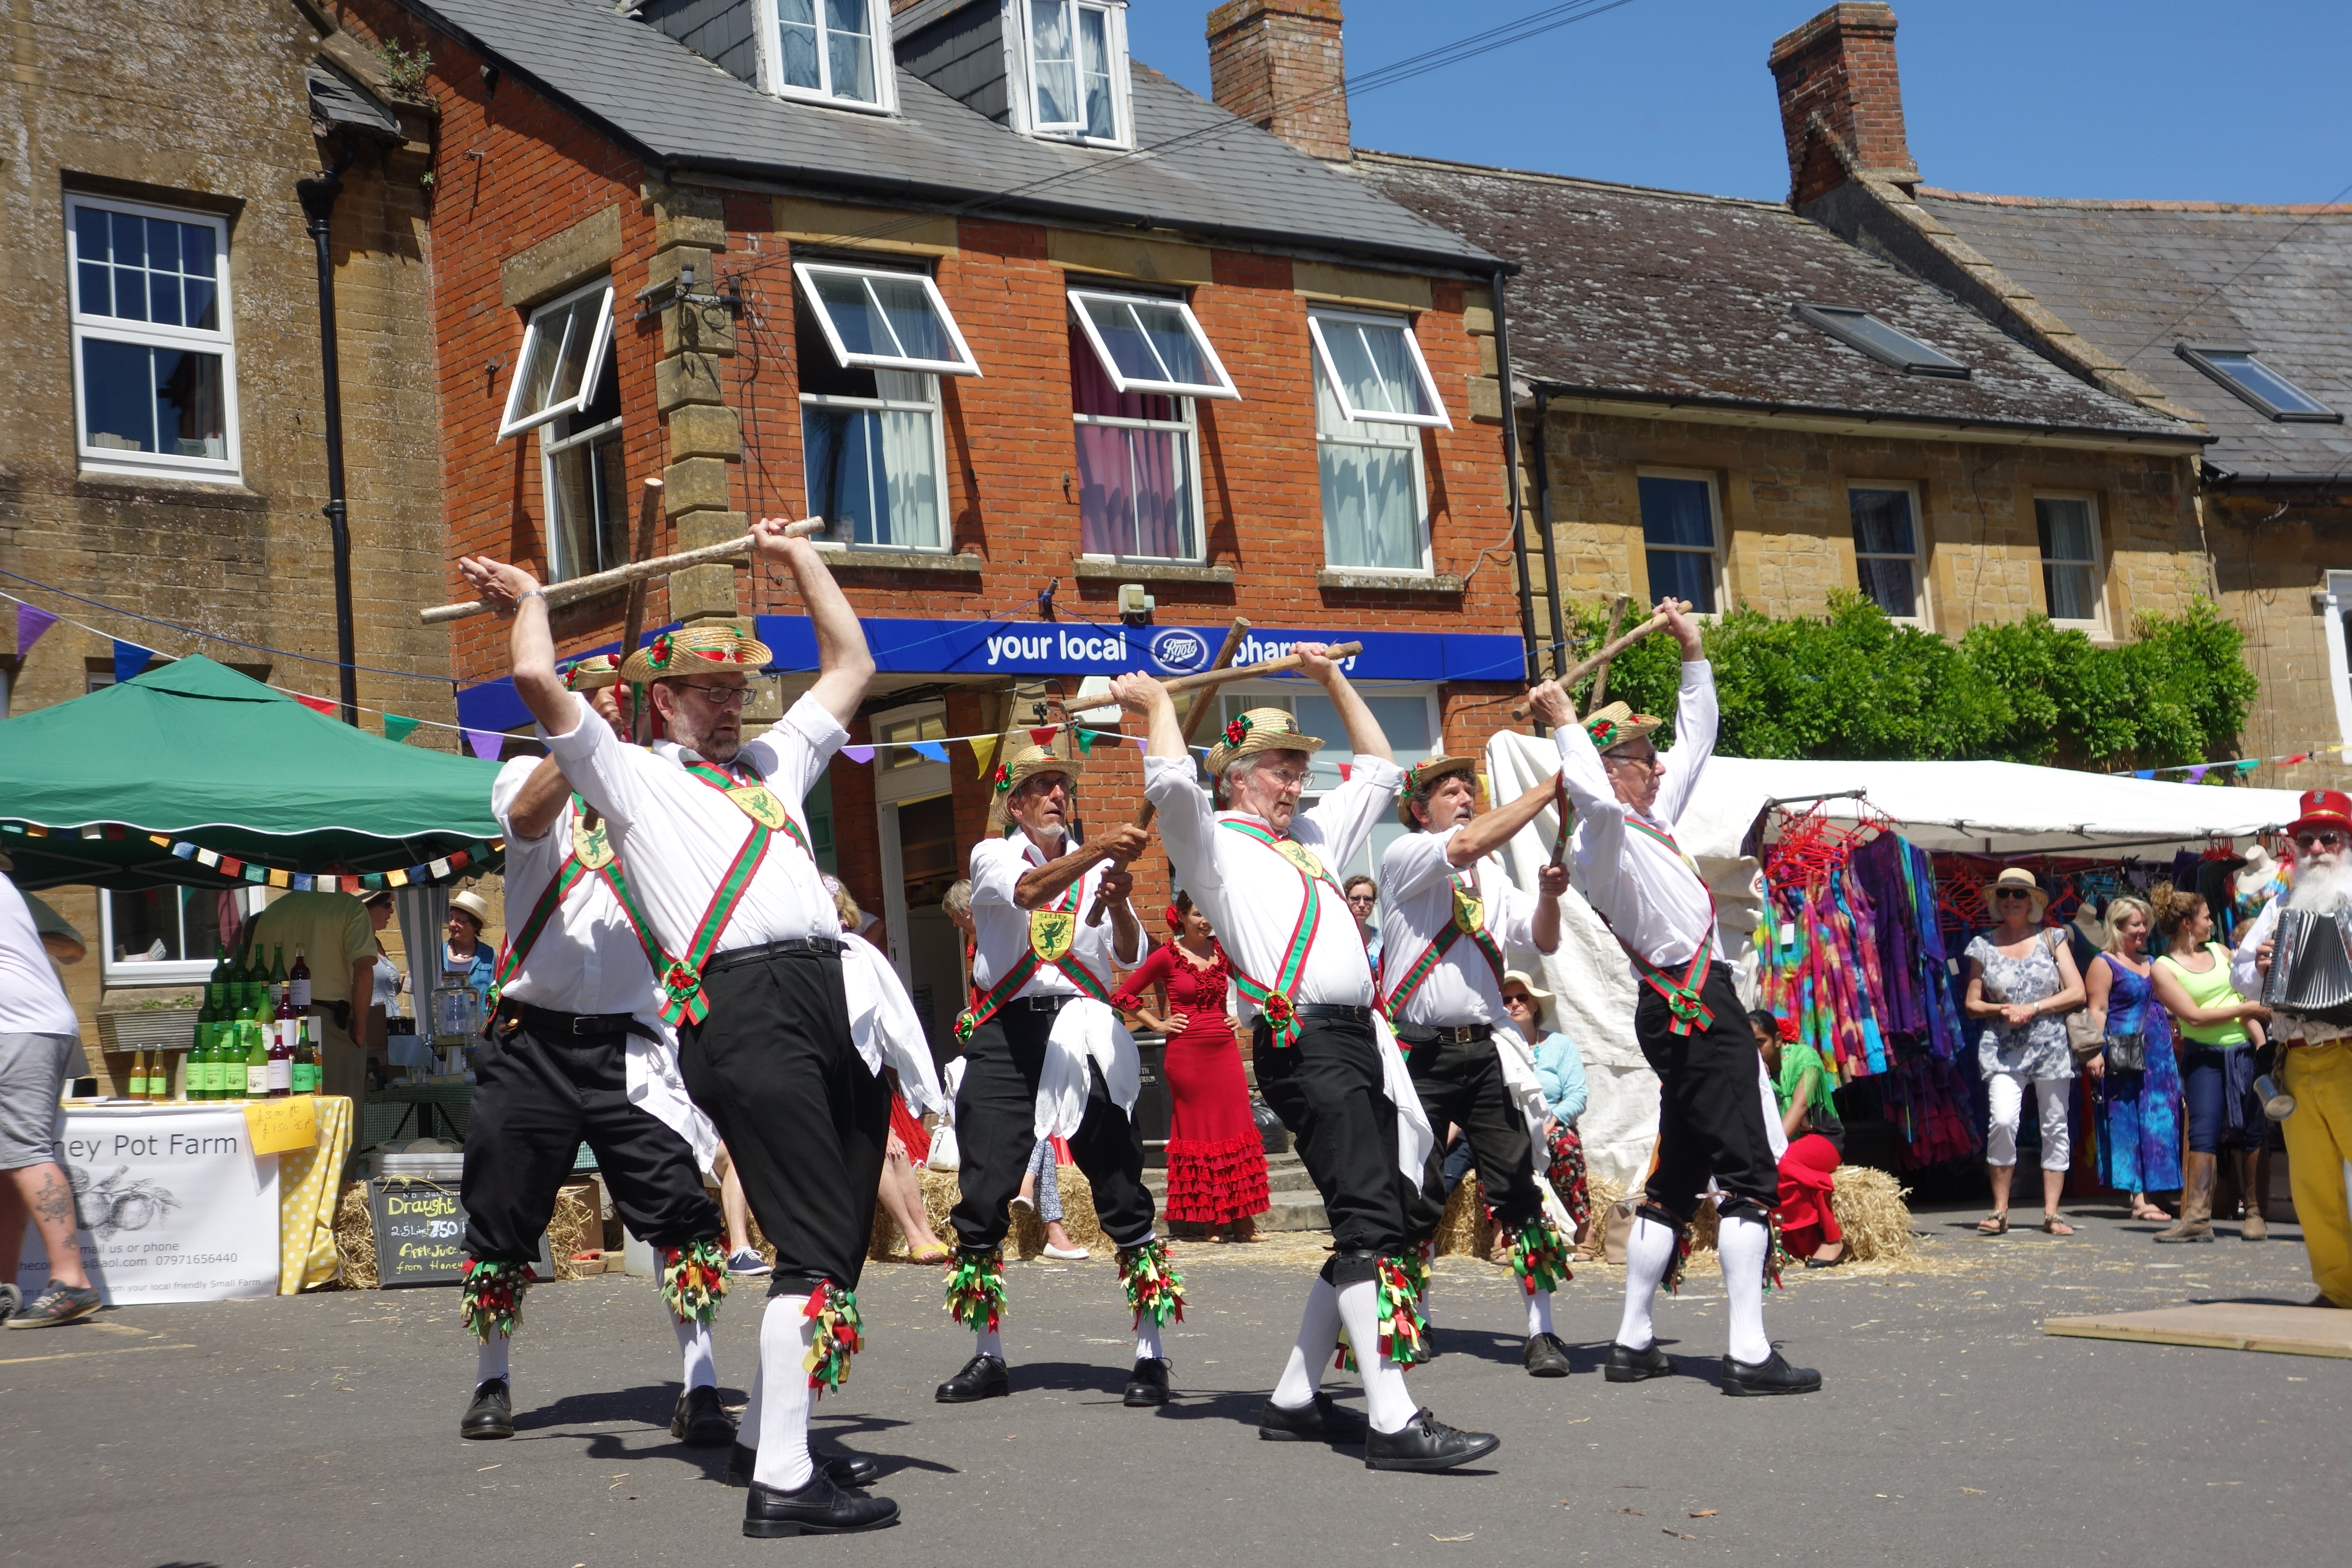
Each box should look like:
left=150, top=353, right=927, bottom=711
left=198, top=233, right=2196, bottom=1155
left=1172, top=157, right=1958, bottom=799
left=1502, top=993, right=1536, bottom=1008
left=1994, top=888, right=2034, bottom=902
left=2294, top=830, right=2349, bottom=851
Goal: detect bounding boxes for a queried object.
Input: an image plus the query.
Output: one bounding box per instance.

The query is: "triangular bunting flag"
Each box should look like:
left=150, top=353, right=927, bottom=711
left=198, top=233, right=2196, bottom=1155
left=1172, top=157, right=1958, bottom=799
left=1337, top=763, right=1353, bottom=781
left=112, top=640, right=153, bottom=686
left=1029, top=727, right=1057, bottom=746
left=2134, top=770, right=2155, bottom=780
left=2187, top=766, right=2210, bottom=784
left=1074, top=728, right=1094, bottom=756
left=383, top=714, right=420, bottom=744
left=14, top=603, right=56, bottom=658
left=910, top=740, right=948, bottom=763
left=841, top=744, right=875, bottom=765
left=464, top=729, right=504, bottom=761
left=971, top=734, right=999, bottom=780
left=293, top=693, right=335, bottom=717
left=2237, top=758, right=2262, bottom=773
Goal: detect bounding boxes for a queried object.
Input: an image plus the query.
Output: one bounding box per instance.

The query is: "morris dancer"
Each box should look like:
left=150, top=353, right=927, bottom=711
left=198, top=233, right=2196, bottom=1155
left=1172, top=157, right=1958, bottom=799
left=937, top=744, right=1176, bottom=1406
left=1113, top=653, right=1499, bottom=1472
left=461, top=526, right=910, bottom=1538
left=1526, top=597, right=1820, bottom=1396
left=458, top=656, right=738, bottom=1452
left=1381, top=760, right=1574, bottom=1377
left=2237, top=789, right=2352, bottom=1309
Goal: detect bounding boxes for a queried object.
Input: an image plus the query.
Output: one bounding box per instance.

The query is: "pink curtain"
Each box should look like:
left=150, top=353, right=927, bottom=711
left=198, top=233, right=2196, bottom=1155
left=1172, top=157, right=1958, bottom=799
left=1071, top=325, right=1188, bottom=558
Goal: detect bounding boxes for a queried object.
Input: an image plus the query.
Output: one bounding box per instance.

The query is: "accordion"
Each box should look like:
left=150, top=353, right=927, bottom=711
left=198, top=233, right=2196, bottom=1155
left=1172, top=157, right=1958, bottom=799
left=2260, top=910, right=2352, bottom=1025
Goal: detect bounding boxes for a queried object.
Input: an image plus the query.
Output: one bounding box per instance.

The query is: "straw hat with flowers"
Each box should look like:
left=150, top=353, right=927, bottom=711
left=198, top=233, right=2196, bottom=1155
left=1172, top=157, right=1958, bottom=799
left=1203, top=707, right=1322, bottom=777
left=1581, top=701, right=1663, bottom=753
left=986, top=743, right=1084, bottom=830
left=1396, top=754, right=1482, bottom=828
left=618, top=623, right=774, bottom=686
left=560, top=654, right=619, bottom=692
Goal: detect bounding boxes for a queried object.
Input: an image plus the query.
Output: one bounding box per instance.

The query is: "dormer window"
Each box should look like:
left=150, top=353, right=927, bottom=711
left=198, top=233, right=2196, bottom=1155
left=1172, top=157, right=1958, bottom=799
left=760, top=0, right=896, bottom=112
left=1017, top=0, right=1129, bottom=147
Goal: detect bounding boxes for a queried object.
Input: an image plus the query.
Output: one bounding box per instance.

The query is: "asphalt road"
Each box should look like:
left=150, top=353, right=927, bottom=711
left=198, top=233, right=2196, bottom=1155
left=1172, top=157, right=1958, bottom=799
left=5, top=1200, right=2343, bottom=1568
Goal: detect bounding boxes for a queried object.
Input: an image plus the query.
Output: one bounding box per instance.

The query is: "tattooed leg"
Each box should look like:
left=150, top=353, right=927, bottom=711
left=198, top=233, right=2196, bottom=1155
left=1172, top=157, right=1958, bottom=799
left=8, top=1164, right=91, bottom=1288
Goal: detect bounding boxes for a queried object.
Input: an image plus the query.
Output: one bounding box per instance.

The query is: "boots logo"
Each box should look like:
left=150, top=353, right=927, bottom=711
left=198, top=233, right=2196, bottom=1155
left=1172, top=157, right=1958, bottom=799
left=1149, top=629, right=1209, bottom=673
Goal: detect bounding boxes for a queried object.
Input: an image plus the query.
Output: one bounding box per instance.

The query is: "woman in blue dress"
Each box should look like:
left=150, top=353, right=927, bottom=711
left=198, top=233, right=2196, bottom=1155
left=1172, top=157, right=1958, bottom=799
left=2083, top=896, right=2182, bottom=1220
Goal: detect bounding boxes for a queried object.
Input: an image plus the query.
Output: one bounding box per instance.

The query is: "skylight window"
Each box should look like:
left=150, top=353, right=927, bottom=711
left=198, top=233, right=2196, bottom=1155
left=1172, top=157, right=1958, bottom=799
left=761, top=0, right=894, bottom=112
left=1068, top=290, right=1239, bottom=399
left=2177, top=344, right=2341, bottom=423
left=499, top=277, right=615, bottom=440
left=1306, top=308, right=1451, bottom=429
left=1793, top=303, right=1970, bottom=379
left=793, top=262, right=981, bottom=377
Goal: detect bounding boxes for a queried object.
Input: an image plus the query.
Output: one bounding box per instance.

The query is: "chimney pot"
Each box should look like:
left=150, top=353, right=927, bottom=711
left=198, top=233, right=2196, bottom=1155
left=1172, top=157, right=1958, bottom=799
left=1768, top=2, right=1918, bottom=207
left=1207, top=0, right=1351, bottom=163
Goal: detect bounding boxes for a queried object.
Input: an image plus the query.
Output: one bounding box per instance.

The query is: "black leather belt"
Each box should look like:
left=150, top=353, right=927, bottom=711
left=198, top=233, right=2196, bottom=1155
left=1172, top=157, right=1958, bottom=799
left=1395, top=1023, right=1491, bottom=1045
left=1002, top=994, right=1072, bottom=1014
left=504, top=1001, right=652, bottom=1041
left=1287, top=1003, right=1373, bottom=1024
left=706, top=936, right=844, bottom=974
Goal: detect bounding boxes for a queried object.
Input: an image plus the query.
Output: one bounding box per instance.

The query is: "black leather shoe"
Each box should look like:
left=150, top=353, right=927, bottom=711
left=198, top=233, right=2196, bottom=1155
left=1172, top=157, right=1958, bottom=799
left=460, top=1378, right=513, bottom=1440
left=1122, top=1357, right=1171, bottom=1407
left=1363, top=1407, right=1501, bottom=1472
left=671, top=1384, right=737, bottom=1447
left=1604, top=1341, right=1673, bottom=1383
left=1721, top=1349, right=1822, bottom=1396
left=727, top=1443, right=882, bottom=1490
left=1255, top=1392, right=1368, bottom=1445
left=743, top=1474, right=900, bottom=1537
left=934, top=1353, right=1010, bottom=1403
left=1524, top=1332, right=1572, bottom=1378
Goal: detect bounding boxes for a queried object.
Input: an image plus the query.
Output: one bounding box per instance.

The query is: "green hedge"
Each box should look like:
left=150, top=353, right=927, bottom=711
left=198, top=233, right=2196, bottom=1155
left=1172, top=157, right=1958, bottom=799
left=1567, top=592, right=2255, bottom=772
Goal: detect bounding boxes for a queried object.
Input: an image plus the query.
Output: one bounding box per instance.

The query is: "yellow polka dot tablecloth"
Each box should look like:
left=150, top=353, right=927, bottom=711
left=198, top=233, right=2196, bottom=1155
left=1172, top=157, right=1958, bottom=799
left=278, top=1096, right=354, bottom=1294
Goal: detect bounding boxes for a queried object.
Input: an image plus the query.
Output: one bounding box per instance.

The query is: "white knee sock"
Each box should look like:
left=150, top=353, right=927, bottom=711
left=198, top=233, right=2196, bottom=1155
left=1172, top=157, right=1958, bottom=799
left=1335, top=1279, right=1418, bottom=1436
left=1616, top=1216, right=1676, bottom=1351
left=1525, top=1289, right=1554, bottom=1338
left=1134, top=1322, right=1164, bottom=1362
left=1718, top=1214, right=1772, bottom=1365
left=976, top=1324, right=1004, bottom=1361
left=752, top=1296, right=814, bottom=1491
left=476, top=1332, right=511, bottom=1387
left=1270, top=1277, right=1341, bottom=1410
left=673, top=1312, right=717, bottom=1391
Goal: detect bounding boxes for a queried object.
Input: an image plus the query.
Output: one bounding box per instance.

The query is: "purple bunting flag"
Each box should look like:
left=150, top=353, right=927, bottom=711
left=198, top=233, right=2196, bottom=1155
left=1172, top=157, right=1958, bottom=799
left=14, top=603, right=56, bottom=658
left=841, top=744, right=876, bottom=765
left=464, top=729, right=505, bottom=760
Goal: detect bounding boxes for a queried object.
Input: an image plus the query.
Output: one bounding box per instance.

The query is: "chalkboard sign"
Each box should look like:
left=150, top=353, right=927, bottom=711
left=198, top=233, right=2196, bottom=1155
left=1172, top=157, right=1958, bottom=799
left=367, top=1179, right=553, bottom=1288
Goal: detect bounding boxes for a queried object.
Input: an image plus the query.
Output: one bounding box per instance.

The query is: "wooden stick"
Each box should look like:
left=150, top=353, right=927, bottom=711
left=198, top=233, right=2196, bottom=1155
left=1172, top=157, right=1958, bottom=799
left=1584, top=591, right=1634, bottom=716
left=419, top=519, right=825, bottom=624
left=1510, top=606, right=1687, bottom=721
left=1156, top=641, right=1362, bottom=696
left=621, top=480, right=662, bottom=744
left=1085, top=616, right=1249, bottom=925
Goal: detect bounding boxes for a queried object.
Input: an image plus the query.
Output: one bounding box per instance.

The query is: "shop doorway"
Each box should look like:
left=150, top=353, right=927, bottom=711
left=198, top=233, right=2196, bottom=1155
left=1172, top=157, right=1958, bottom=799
left=870, top=699, right=964, bottom=1060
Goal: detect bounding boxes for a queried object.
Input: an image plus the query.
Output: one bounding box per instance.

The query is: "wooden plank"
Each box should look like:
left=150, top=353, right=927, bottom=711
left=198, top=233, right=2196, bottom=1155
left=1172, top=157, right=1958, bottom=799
left=2044, top=1303, right=2352, bottom=1358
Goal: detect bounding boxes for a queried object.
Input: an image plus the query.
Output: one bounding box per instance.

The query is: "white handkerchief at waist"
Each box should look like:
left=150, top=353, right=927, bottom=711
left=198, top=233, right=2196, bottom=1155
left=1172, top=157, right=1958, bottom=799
left=841, top=934, right=946, bottom=1114
left=1491, top=1023, right=1553, bottom=1175
left=1036, top=997, right=1139, bottom=1141
left=1371, top=1011, right=1434, bottom=1184
left=625, top=1019, right=720, bottom=1175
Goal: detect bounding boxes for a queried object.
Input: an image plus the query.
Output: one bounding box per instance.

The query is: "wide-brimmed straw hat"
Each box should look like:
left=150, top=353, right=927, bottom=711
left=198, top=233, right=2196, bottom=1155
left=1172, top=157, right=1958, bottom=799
left=1396, top=755, right=1482, bottom=828
left=447, top=889, right=493, bottom=929
left=1988, top=866, right=2049, bottom=923
left=619, top=623, right=773, bottom=686
left=986, top=743, right=1084, bottom=829
left=560, top=654, right=620, bottom=691
left=1204, top=707, right=1322, bottom=777
left=1500, top=968, right=1555, bottom=1030
left=1582, top=701, right=1662, bottom=752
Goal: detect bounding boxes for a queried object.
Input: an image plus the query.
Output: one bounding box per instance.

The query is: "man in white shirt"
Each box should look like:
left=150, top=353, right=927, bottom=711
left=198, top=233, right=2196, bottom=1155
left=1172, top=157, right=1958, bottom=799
left=936, top=744, right=1161, bottom=1406
left=459, top=525, right=898, bottom=1539
left=1114, top=652, right=1500, bottom=1473
left=0, top=857, right=101, bottom=1330
left=1528, top=597, right=1819, bottom=1397
left=1380, top=760, right=1571, bottom=1376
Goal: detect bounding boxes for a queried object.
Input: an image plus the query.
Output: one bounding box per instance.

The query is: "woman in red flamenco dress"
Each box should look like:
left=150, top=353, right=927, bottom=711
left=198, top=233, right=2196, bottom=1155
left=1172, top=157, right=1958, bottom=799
left=1112, top=893, right=1271, bottom=1241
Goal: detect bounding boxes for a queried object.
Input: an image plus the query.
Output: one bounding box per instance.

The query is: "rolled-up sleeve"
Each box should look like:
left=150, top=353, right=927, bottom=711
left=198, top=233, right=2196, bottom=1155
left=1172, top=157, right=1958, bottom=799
left=541, top=693, right=643, bottom=832
left=968, top=835, right=1023, bottom=912
left=2232, top=902, right=2280, bottom=999
left=1145, top=756, right=1222, bottom=900
left=744, top=692, right=850, bottom=802
left=1302, top=754, right=1403, bottom=874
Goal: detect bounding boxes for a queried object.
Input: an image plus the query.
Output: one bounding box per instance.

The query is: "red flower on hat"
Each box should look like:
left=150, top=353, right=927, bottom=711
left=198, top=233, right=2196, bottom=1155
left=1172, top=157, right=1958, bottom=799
left=1224, top=715, right=1251, bottom=747
left=989, top=762, right=1013, bottom=794
left=646, top=632, right=674, bottom=670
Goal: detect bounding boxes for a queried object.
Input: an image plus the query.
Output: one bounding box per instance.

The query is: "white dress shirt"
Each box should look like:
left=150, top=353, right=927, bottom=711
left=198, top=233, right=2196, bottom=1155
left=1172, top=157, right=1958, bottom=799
left=541, top=691, right=845, bottom=958
left=2232, top=898, right=2352, bottom=1044
left=968, top=830, right=1144, bottom=1001
left=492, top=756, right=664, bottom=1018
left=1555, top=659, right=1720, bottom=971
left=1377, top=825, right=1536, bottom=1028
left=1143, top=753, right=1403, bottom=1014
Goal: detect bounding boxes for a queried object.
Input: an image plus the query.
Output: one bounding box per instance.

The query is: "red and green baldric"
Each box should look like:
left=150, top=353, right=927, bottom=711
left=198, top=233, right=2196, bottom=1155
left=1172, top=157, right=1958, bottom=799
left=1384, top=869, right=1504, bottom=1017
left=658, top=759, right=815, bottom=1026
left=1612, top=818, right=1717, bottom=1036
left=490, top=796, right=668, bottom=1011
left=1218, top=819, right=1342, bottom=1049
left=953, top=876, right=1109, bottom=1044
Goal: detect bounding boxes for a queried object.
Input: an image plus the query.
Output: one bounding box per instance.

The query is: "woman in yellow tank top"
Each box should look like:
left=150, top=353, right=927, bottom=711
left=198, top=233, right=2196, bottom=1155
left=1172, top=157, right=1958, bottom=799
left=2150, top=891, right=2271, bottom=1243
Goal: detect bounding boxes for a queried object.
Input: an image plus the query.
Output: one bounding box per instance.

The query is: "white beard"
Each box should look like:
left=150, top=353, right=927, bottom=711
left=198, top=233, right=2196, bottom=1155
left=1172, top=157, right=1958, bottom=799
left=2286, top=857, right=2352, bottom=916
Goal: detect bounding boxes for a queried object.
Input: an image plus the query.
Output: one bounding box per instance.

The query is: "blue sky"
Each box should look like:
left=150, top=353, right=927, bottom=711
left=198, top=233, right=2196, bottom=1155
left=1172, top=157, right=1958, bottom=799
left=1126, top=0, right=2351, bottom=205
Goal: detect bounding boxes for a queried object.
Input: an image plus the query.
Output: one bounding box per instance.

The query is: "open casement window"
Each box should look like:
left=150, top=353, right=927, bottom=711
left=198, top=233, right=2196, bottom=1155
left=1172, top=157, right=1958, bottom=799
left=797, top=285, right=949, bottom=551
left=1314, top=346, right=1431, bottom=574
left=1071, top=322, right=1204, bottom=562
left=794, top=262, right=980, bottom=377
left=762, top=0, right=895, bottom=111
left=498, top=278, right=615, bottom=440
left=67, top=194, right=240, bottom=480
left=540, top=340, right=628, bottom=583
left=1019, top=0, right=1130, bottom=145
left=1067, top=289, right=1237, bottom=400
left=1306, top=308, right=1451, bottom=429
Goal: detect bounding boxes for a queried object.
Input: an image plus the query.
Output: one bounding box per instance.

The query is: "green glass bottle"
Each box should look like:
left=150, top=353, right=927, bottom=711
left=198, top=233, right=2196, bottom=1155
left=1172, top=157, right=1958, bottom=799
left=242, top=999, right=271, bottom=1099
left=268, top=945, right=288, bottom=1011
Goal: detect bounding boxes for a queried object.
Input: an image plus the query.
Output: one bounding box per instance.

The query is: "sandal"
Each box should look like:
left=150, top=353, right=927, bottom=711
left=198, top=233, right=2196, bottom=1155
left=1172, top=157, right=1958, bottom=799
left=1977, top=1212, right=2009, bottom=1236
left=2041, top=1215, right=2075, bottom=1237
left=2133, top=1204, right=2172, bottom=1222
left=910, top=1244, right=952, bottom=1265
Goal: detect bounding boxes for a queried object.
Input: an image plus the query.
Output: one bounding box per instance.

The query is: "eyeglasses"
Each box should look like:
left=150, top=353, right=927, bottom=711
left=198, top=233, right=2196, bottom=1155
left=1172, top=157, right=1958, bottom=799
left=671, top=682, right=751, bottom=709
left=2294, top=830, right=2349, bottom=851
left=1256, top=766, right=1312, bottom=788
left=1346, top=892, right=1377, bottom=906
left=1601, top=750, right=1659, bottom=771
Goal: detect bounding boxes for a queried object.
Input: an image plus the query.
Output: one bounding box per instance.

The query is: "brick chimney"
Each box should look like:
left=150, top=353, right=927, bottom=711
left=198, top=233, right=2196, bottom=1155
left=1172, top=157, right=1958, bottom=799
left=1768, top=3, right=1919, bottom=207
left=1207, top=0, right=1351, bottom=163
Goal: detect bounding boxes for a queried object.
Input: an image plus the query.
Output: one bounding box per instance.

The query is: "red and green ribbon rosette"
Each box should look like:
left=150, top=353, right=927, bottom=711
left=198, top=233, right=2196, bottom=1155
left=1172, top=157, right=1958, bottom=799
left=660, top=1238, right=730, bottom=1324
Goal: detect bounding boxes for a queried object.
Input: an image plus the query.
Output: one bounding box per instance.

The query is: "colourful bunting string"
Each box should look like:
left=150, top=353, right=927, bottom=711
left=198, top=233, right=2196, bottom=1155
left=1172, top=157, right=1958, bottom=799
left=464, top=729, right=505, bottom=761
left=2115, top=741, right=2350, bottom=777
left=909, top=740, right=948, bottom=763
left=841, top=744, right=876, bottom=765
left=14, top=603, right=56, bottom=658
left=383, top=714, right=420, bottom=744
left=293, top=693, right=336, bottom=717
left=112, top=640, right=153, bottom=686
left=971, top=734, right=998, bottom=780
left=0, top=822, right=500, bottom=891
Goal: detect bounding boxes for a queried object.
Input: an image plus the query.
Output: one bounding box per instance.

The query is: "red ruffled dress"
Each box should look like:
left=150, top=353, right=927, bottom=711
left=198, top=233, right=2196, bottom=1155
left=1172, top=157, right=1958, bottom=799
left=1114, top=941, right=1269, bottom=1225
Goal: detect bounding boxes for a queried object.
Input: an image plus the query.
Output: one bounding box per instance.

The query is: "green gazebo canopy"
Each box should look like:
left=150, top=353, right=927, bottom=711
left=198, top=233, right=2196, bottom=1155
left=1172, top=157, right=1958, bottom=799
left=0, top=655, right=504, bottom=892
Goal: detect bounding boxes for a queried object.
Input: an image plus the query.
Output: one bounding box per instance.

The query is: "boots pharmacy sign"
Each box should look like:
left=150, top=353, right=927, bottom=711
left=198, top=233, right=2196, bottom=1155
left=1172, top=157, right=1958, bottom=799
left=15, top=1104, right=280, bottom=1305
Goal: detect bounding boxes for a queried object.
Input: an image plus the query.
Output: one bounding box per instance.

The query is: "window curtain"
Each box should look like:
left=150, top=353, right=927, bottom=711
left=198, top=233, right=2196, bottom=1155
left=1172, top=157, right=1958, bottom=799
left=1072, top=328, right=1190, bottom=558
left=874, top=370, right=940, bottom=549
left=1314, top=368, right=1419, bottom=569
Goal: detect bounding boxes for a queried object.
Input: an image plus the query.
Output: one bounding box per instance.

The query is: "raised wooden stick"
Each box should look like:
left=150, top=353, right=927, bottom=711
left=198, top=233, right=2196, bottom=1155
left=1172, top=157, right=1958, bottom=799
left=419, top=518, right=825, bottom=624
left=1510, top=605, right=1688, bottom=721
left=620, top=479, right=663, bottom=743
left=1156, top=641, right=1363, bottom=697
left=1584, top=591, right=1634, bottom=716
left=1085, top=616, right=1249, bottom=926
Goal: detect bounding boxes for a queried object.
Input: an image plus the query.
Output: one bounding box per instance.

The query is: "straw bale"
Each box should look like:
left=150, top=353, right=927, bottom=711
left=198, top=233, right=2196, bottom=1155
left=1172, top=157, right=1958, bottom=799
left=1828, top=1165, right=1917, bottom=1263
left=1433, top=1177, right=1500, bottom=1259
left=332, top=1181, right=377, bottom=1290
left=548, top=1182, right=598, bottom=1280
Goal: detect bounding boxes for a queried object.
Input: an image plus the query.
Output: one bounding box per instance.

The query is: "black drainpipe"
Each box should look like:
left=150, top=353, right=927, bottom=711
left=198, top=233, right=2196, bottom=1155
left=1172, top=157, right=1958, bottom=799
left=297, top=140, right=360, bottom=724
left=1490, top=269, right=1540, bottom=694
left=1530, top=384, right=1566, bottom=685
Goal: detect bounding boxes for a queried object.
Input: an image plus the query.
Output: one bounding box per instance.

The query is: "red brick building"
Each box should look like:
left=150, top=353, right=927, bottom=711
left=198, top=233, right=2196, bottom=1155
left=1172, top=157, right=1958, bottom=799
left=339, top=0, right=1525, bottom=1041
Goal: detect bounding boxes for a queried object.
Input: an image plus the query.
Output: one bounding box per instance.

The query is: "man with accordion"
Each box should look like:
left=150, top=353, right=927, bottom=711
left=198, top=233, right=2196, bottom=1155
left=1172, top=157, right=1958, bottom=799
left=2235, top=789, right=2352, bottom=1310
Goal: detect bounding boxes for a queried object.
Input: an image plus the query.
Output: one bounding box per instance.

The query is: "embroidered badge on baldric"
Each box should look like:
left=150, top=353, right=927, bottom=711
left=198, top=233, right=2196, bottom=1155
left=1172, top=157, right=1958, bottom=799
left=1451, top=884, right=1484, bottom=937
left=726, top=782, right=792, bottom=831
left=1029, top=908, right=1077, bottom=963
left=1275, top=839, right=1325, bottom=881
left=573, top=814, right=616, bottom=871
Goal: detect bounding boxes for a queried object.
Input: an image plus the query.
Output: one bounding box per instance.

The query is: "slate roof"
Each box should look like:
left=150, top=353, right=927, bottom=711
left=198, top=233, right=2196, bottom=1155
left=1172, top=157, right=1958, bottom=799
left=1351, top=151, right=2196, bottom=444
left=390, top=0, right=1496, bottom=273
left=1914, top=190, right=2352, bottom=483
